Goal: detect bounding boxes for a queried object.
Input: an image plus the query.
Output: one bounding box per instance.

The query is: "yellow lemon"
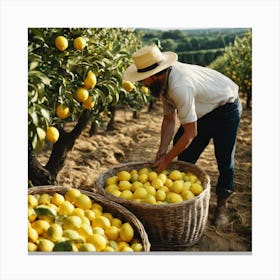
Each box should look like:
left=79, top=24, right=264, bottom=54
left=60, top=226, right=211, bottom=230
left=28, top=242, right=37, bottom=252
left=103, top=246, right=115, bottom=252
left=63, top=215, right=82, bottom=230
left=37, top=238, right=54, bottom=252
left=148, top=171, right=158, bottom=181
left=166, top=192, right=183, bottom=204
left=133, top=187, right=148, bottom=199
left=31, top=220, right=50, bottom=235
left=122, top=80, right=134, bottom=92
left=74, top=194, right=92, bottom=210
left=28, top=207, right=37, bottom=222
left=144, top=194, right=157, bottom=204
left=75, top=87, right=89, bottom=102
left=93, top=216, right=111, bottom=229
left=120, top=223, right=134, bottom=242
left=51, top=193, right=65, bottom=206
left=186, top=173, right=198, bottom=183
left=65, top=188, right=81, bottom=203
left=58, top=201, right=75, bottom=215
left=38, top=193, right=52, bottom=205
left=105, top=184, right=119, bottom=194
left=111, top=218, right=122, bottom=228
left=46, top=223, right=63, bottom=242
left=155, top=189, right=166, bottom=202
left=181, top=190, right=195, bottom=200
left=111, top=190, right=121, bottom=197
left=151, top=178, right=164, bottom=189
left=28, top=194, right=38, bottom=208
left=55, top=36, right=68, bottom=51
left=77, top=223, right=93, bottom=238
left=140, top=85, right=149, bottom=94
left=56, top=104, right=70, bottom=119
left=102, top=212, right=113, bottom=221
left=28, top=226, right=38, bottom=243
left=190, top=183, right=203, bottom=195
left=87, top=233, right=107, bottom=251
left=92, top=226, right=105, bottom=235
left=120, top=246, right=133, bottom=252
left=73, top=36, right=86, bottom=50
left=131, top=242, right=143, bottom=252
left=144, top=185, right=156, bottom=196
left=164, top=178, right=173, bottom=189
left=79, top=243, right=96, bottom=252
left=105, top=226, right=120, bottom=240
left=118, top=180, right=132, bottom=191
left=172, top=180, right=184, bottom=193
left=84, top=209, right=96, bottom=221
left=117, top=170, right=131, bottom=181
left=139, top=168, right=149, bottom=175
left=84, top=71, right=97, bottom=89
left=92, top=203, right=103, bottom=212
left=46, top=126, right=59, bottom=143
left=138, top=173, right=148, bottom=184
left=120, top=190, right=133, bottom=200
left=131, top=181, right=143, bottom=192
left=83, top=96, right=95, bottom=110
left=105, top=175, right=118, bottom=185
left=71, top=208, right=85, bottom=218
left=62, top=229, right=81, bottom=241
left=158, top=173, right=167, bottom=184
left=159, top=186, right=169, bottom=193
left=182, top=181, right=191, bottom=192
left=130, top=173, right=139, bottom=183
left=169, top=170, right=183, bottom=181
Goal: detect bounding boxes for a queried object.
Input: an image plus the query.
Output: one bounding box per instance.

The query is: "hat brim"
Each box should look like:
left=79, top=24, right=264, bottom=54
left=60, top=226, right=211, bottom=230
left=123, top=51, right=178, bottom=82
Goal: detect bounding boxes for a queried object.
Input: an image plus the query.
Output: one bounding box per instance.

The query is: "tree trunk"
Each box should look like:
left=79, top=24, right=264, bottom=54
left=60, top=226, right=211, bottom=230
left=28, top=109, right=91, bottom=186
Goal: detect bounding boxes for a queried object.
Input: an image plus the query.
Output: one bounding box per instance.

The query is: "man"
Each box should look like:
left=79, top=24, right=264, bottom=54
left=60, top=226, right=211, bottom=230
left=123, top=45, right=242, bottom=225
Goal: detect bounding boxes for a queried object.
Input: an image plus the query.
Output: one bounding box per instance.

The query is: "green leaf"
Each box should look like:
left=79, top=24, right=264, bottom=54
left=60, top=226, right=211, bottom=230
left=34, top=205, right=57, bottom=217
left=53, top=240, right=74, bottom=252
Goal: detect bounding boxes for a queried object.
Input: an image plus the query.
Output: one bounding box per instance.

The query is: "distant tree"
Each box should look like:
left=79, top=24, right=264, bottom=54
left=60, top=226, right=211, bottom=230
left=160, top=39, right=177, bottom=51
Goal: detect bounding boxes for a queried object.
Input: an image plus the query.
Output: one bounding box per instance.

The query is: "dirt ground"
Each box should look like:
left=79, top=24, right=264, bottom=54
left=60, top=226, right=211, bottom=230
left=38, top=96, right=252, bottom=252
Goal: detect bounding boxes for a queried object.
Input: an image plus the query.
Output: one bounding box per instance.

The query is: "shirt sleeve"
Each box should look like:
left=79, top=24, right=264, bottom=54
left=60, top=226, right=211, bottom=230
left=171, top=86, right=197, bottom=124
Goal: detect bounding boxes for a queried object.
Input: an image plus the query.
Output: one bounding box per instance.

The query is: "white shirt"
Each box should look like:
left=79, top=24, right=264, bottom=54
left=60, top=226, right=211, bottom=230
left=162, top=61, right=239, bottom=124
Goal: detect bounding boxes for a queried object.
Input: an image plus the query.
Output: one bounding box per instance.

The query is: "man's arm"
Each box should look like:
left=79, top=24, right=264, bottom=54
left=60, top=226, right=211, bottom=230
left=153, top=120, right=197, bottom=173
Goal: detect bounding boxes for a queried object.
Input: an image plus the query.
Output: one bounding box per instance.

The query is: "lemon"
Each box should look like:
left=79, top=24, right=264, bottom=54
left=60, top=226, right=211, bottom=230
left=181, top=190, right=195, bottom=200
left=120, top=190, right=133, bottom=200
left=120, top=246, right=134, bottom=252
left=111, top=190, right=121, bottom=197
left=58, top=201, right=75, bottom=215
left=140, top=85, right=149, bottom=94
left=84, top=209, right=96, bottom=221
left=158, top=173, right=167, bottom=184
left=92, top=208, right=102, bottom=217
left=92, top=227, right=105, bottom=235
left=117, top=170, right=131, bottom=181
left=87, top=233, right=107, bottom=251
left=71, top=208, right=85, bottom=218
left=79, top=243, right=96, bottom=252
left=46, top=223, right=63, bottom=242
left=63, top=215, right=82, bottom=230
left=28, top=242, right=37, bottom=252
left=73, top=36, right=86, bottom=50
left=28, top=226, right=38, bottom=243
left=105, top=184, right=119, bottom=194
left=169, top=170, right=183, bottom=181
left=38, top=193, right=51, bottom=205
left=166, top=192, right=183, bottom=204
left=62, top=229, right=81, bottom=241
left=56, top=104, right=70, bottom=119
left=130, top=173, right=139, bottom=183
left=28, top=194, right=38, bottom=208
left=159, top=186, right=169, bottom=193
left=138, top=173, right=148, bottom=184
left=182, top=181, right=191, bottom=191
left=93, top=216, right=111, bottom=229
left=172, top=180, right=184, bottom=193
left=102, top=212, right=113, bottom=221
left=190, top=183, right=203, bottom=195
left=80, top=216, right=90, bottom=226
left=105, top=226, right=120, bottom=240
left=83, top=96, right=95, bottom=110
left=133, top=187, right=148, bottom=199
left=164, top=178, right=173, bottom=188
left=84, top=71, right=97, bottom=89
left=131, top=242, right=143, bottom=252
left=117, top=241, right=129, bottom=251
left=131, top=181, right=143, bottom=192
left=46, top=126, right=59, bottom=143
left=111, top=218, right=122, bottom=228
left=118, top=180, right=132, bottom=191
left=75, top=87, right=89, bottom=102
left=65, top=188, right=81, bottom=203
left=145, top=185, right=156, bottom=195
left=92, top=202, right=103, bottom=212
left=144, top=194, right=157, bottom=204
left=120, top=223, right=134, bottom=242
left=155, top=189, right=166, bottom=202
left=37, top=238, right=55, bottom=252
left=55, top=36, right=68, bottom=51
left=31, top=220, right=50, bottom=235
left=109, top=240, right=118, bottom=250
left=139, top=167, right=149, bottom=175
left=77, top=223, right=93, bottom=238
left=51, top=193, right=65, bottom=206
left=74, top=194, right=92, bottom=210
left=187, top=173, right=198, bottom=183
left=103, top=246, right=115, bottom=252
left=122, top=80, right=134, bottom=92
left=148, top=171, right=158, bottom=181
left=105, top=175, right=118, bottom=185
left=151, top=178, right=164, bottom=189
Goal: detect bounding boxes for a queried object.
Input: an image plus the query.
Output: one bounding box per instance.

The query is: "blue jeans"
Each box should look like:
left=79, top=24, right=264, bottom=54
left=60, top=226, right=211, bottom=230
left=173, top=98, right=242, bottom=199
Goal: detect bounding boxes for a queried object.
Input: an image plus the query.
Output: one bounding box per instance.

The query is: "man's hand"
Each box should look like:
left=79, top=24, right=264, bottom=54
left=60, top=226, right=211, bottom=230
left=153, top=154, right=171, bottom=173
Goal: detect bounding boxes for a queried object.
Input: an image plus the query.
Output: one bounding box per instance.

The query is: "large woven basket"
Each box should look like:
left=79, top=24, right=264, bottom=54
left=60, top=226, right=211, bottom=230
left=28, top=185, right=151, bottom=252
left=95, top=161, right=211, bottom=251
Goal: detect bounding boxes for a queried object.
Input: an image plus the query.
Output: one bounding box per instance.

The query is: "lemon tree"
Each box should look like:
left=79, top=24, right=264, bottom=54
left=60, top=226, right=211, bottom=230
left=28, top=28, right=145, bottom=186
left=209, top=30, right=252, bottom=108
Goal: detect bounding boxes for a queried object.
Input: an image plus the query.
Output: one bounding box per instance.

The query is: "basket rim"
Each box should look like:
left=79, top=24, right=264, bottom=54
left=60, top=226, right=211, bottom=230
left=95, top=160, right=211, bottom=209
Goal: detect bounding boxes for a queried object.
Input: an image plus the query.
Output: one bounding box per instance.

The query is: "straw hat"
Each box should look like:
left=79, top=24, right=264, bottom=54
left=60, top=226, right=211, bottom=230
left=123, top=45, right=178, bottom=82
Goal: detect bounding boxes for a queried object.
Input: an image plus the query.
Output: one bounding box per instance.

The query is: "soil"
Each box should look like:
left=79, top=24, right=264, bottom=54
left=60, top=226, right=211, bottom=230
left=38, top=96, right=252, bottom=252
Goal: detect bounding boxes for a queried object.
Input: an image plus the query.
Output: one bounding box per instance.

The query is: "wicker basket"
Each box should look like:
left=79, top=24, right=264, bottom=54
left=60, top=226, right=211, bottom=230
left=95, top=160, right=211, bottom=251
left=28, top=185, right=151, bottom=252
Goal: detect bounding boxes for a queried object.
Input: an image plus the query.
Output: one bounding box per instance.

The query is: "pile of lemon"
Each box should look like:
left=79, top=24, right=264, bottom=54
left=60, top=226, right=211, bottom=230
left=105, top=167, right=204, bottom=205
left=28, top=188, right=144, bottom=252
